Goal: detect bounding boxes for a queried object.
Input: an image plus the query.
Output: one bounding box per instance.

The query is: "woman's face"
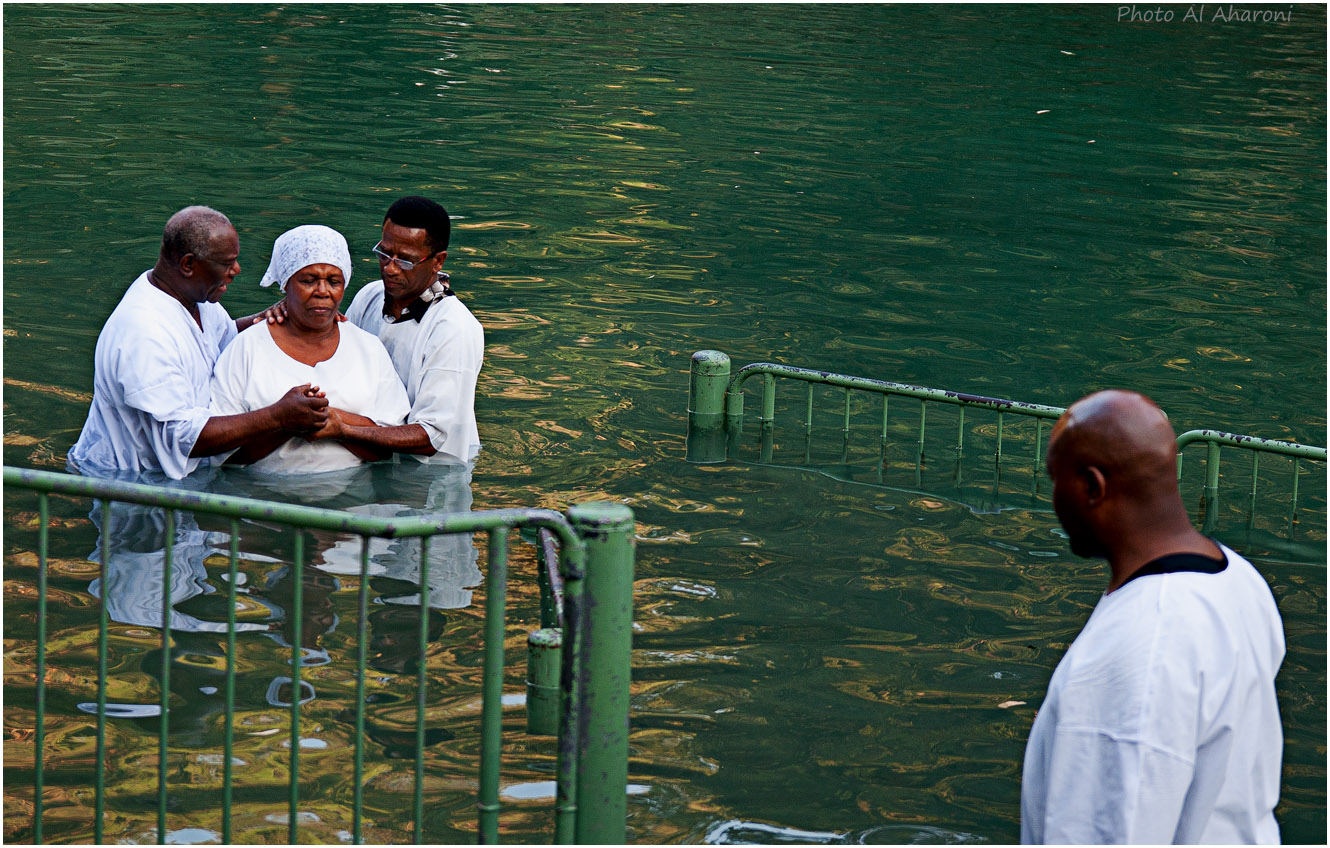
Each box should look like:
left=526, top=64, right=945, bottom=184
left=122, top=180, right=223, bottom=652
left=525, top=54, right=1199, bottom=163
left=283, top=263, right=345, bottom=330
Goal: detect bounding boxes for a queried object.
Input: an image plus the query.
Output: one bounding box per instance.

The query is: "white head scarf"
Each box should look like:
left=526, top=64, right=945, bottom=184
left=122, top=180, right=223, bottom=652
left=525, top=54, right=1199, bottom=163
left=259, top=225, right=353, bottom=291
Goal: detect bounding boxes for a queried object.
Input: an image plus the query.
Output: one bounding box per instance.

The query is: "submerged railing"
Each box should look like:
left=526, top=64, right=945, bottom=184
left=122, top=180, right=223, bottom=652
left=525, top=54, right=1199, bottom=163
left=4, top=466, right=634, bottom=845
left=1176, top=430, right=1327, bottom=536
left=687, top=350, right=1326, bottom=540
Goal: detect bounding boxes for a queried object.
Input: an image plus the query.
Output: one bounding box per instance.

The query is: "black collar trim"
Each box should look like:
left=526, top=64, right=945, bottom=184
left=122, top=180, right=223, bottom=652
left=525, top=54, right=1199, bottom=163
left=382, top=276, right=454, bottom=324
left=1120, top=544, right=1227, bottom=588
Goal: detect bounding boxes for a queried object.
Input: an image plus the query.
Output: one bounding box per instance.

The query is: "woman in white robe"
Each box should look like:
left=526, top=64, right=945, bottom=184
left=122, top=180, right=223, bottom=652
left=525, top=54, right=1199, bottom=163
left=210, top=225, right=411, bottom=475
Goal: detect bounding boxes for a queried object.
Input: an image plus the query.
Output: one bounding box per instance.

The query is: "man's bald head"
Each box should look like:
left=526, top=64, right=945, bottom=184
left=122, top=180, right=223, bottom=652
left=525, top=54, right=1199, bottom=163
left=1048, top=390, right=1178, bottom=498
left=161, top=206, right=233, bottom=263
left=1047, top=390, right=1185, bottom=561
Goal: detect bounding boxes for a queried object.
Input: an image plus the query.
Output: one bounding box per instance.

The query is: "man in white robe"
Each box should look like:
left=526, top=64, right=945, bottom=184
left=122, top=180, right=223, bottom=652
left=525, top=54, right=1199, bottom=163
left=1021, top=391, right=1284, bottom=844
left=67, top=206, right=332, bottom=481
left=343, top=196, right=483, bottom=466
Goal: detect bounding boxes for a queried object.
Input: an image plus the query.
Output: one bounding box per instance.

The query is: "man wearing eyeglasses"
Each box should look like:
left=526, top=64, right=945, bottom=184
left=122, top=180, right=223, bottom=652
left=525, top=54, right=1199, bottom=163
left=68, top=206, right=331, bottom=481
left=340, top=196, right=483, bottom=465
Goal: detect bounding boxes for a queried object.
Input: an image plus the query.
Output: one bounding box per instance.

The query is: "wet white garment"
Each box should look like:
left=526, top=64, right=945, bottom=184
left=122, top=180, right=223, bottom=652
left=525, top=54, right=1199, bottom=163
left=344, top=280, right=483, bottom=464
left=209, top=322, right=410, bottom=475
left=1020, top=545, right=1285, bottom=844
left=259, top=224, right=353, bottom=291
left=68, top=272, right=236, bottom=481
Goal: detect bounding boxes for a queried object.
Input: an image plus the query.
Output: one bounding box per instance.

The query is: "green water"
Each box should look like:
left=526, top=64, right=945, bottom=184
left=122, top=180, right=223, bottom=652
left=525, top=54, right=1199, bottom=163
left=4, top=4, right=1325, bottom=844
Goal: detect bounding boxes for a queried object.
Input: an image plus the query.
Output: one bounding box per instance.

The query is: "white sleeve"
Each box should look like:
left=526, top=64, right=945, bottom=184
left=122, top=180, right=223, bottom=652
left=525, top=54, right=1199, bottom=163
left=409, top=317, right=482, bottom=454
left=113, top=331, right=213, bottom=480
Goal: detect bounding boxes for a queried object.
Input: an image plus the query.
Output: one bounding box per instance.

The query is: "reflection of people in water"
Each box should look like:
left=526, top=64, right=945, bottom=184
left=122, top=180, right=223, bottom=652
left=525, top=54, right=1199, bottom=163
left=87, top=499, right=267, bottom=635
left=313, top=460, right=483, bottom=611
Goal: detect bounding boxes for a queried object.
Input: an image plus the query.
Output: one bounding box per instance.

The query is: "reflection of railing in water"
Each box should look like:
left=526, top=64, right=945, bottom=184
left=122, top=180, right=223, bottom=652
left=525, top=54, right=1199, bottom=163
left=4, top=466, right=634, bottom=845
left=687, top=350, right=1327, bottom=542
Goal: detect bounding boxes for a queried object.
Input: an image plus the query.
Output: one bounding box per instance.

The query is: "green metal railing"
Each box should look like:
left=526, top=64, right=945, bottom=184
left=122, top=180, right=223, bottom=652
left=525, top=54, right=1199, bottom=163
left=687, top=350, right=1326, bottom=538
left=1175, top=429, right=1328, bottom=536
left=687, top=350, right=1064, bottom=469
left=5, top=466, right=634, bottom=845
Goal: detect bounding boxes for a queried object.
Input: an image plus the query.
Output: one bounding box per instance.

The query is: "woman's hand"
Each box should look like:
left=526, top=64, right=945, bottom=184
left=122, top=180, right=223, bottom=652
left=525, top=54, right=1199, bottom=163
left=309, top=407, right=393, bottom=462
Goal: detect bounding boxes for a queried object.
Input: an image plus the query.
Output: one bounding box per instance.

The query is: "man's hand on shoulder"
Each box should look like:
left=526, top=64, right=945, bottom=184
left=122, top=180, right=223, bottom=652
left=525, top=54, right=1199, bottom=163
left=237, top=301, right=346, bottom=332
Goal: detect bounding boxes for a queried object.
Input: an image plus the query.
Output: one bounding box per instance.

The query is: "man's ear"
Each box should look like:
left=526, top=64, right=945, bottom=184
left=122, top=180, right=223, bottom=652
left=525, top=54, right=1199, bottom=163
left=1082, top=465, right=1106, bottom=505
left=431, top=250, right=447, bottom=272
left=178, top=253, right=199, bottom=277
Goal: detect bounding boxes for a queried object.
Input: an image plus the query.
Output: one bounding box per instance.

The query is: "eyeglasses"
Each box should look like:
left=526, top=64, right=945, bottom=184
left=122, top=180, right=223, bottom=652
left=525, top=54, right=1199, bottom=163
left=372, top=243, right=430, bottom=271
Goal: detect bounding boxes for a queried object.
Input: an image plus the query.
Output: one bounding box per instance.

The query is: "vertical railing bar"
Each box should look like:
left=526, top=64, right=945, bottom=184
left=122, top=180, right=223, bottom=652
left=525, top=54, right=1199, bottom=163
left=413, top=534, right=431, bottom=844
left=918, top=400, right=927, bottom=449
left=995, top=411, right=1004, bottom=461
left=880, top=395, right=889, bottom=444
left=478, top=528, right=509, bottom=844
left=1289, top=457, right=1300, bottom=535
left=95, top=500, right=110, bottom=845
left=1247, top=452, right=1259, bottom=533
left=289, top=531, right=304, bottom=845
left=553, top=543, right=585, bottom=844
left=804, top=383, right=814, bottom=432
left=956, top=406, right=965, bottom=452
left=1034, top=419, right=1044, bottom=474
left=354, top=534, right=370, bottom=846
left=760, top=373, right=775, bottom=424
left=842, top=388, right=850, bottom=436
left=159, top=508, right=174, bottom=844
left=1205, top=442, right=1221, bottom=492
left=223, top=519, right=240, bottom=845
left=34, top=493, right=49, bottom=845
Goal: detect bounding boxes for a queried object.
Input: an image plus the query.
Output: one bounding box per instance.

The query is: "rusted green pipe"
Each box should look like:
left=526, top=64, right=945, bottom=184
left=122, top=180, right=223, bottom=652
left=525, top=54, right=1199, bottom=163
left=687, top=350, right=730, bottom=463
left=568, top=503, right=635, bottom=846
left=527, top=628, right=563, bottom=736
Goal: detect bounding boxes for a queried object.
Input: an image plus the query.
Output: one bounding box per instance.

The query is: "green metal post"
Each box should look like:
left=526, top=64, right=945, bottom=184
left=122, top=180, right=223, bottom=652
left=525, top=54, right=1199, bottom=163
left=1034, top=419, right=1044, bottom=474
left=956, top=406, right=965, bottom=453
left=527, top=628, right=563, bottom=736
left=536, top=533, right=557, bottom=630
left=1288, top=458, right=1300, bottom=537
left=34, top=494, right=48, bottom=845
left=568, top=503, right=635, bottom=846
left=354, top=536, right=370, bottom=846
left=995, top=412, right=1004, bottom=461
left=478, top=529, right=508, bottom=844
left=553, top=542, right=587, bottom=845
left=289, top=533, right=304, bottom=845
left=687, top=350, right=731, bottom=463
left=841, top=388, right=851, bottom=464
left=760, top=374, right=776, bottom=462
left=414, top=535, right=431, bottom=845
left=159, top=510, right=174, bottom=843
left=1205, top=442, right=1221, bottom=493
left=223, top=521, right=240, bottom=846
left=95, top=500, right=110, bottom=846
left=724, top=384, right=745, bottom=458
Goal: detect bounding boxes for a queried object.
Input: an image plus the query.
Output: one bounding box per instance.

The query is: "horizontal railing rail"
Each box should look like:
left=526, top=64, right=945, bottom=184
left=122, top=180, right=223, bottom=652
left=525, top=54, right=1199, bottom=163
left=4, top=465, right=633, bottom=845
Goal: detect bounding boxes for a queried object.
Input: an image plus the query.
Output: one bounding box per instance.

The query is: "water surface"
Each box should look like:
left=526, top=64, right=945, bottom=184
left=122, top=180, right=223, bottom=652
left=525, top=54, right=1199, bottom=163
left=4, top=5, right=1325, bottom=844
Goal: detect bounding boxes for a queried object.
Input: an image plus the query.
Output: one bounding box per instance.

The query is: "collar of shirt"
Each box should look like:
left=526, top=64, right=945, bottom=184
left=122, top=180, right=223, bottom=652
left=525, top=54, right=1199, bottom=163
left=382, top=276, right=453, bottom=324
